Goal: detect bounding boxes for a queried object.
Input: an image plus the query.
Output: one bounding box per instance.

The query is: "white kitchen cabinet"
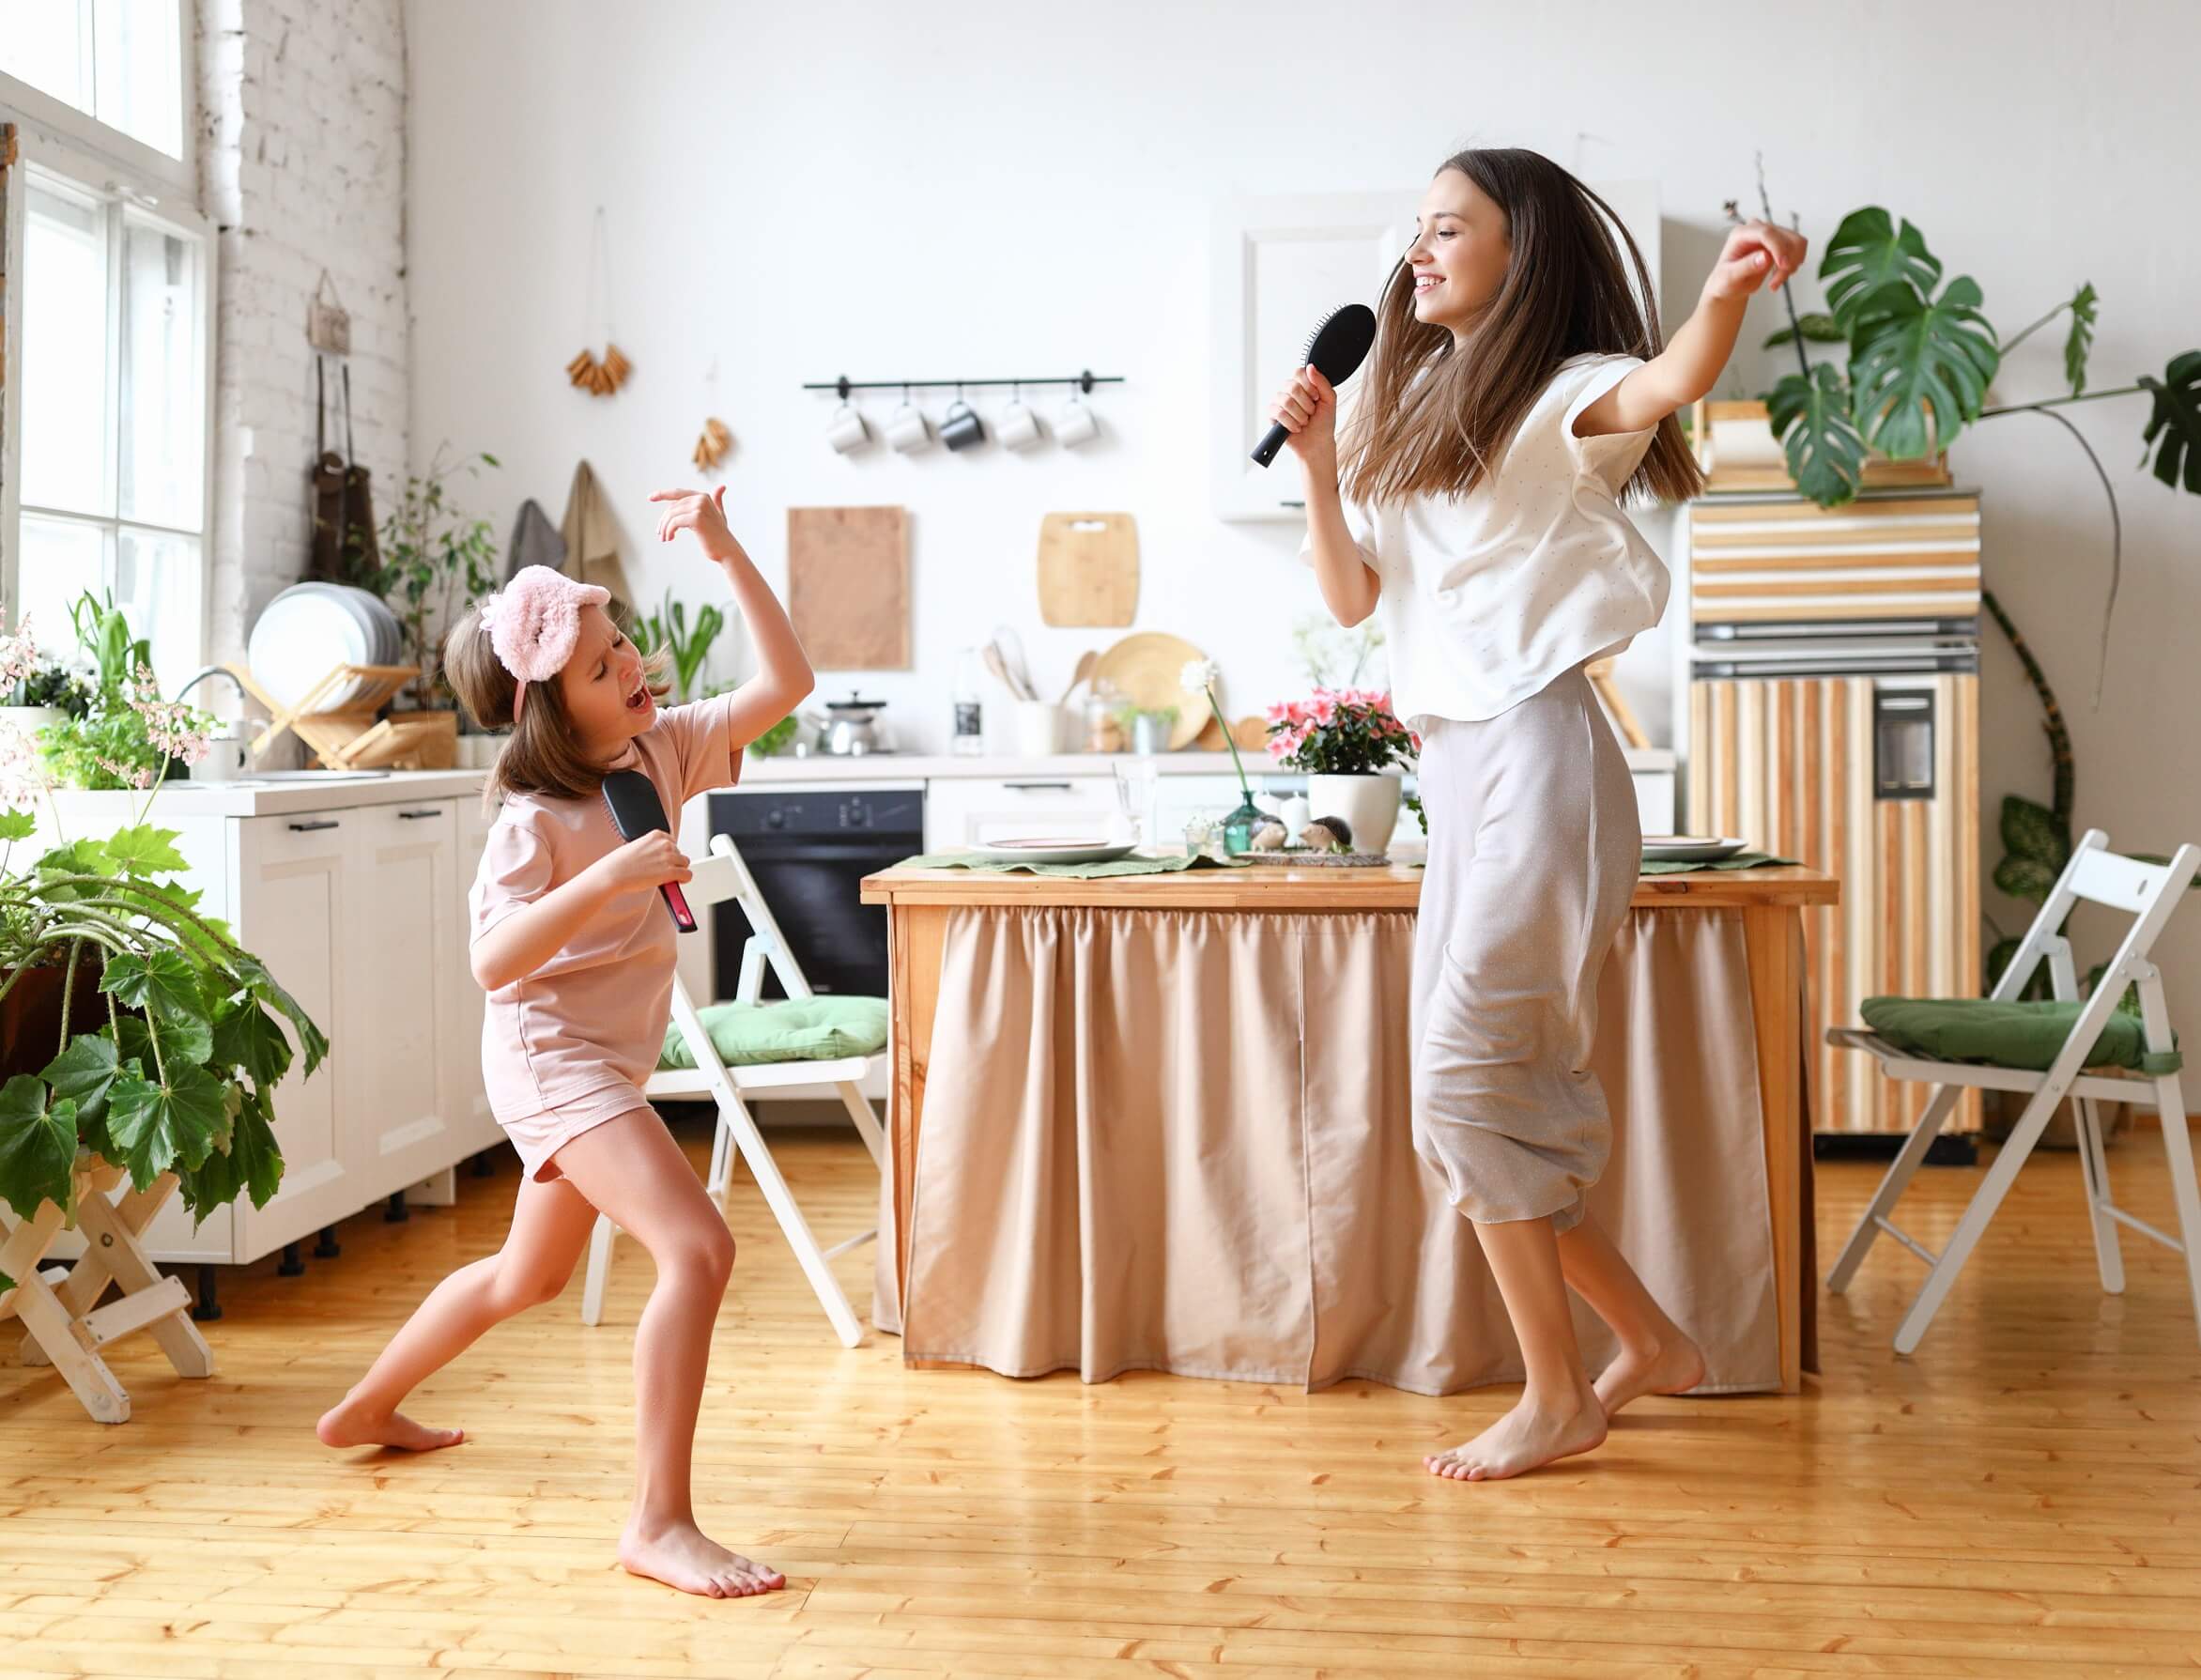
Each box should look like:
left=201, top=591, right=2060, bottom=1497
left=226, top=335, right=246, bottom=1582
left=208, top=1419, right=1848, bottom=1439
left=924, top=775, right=1124, bottom=851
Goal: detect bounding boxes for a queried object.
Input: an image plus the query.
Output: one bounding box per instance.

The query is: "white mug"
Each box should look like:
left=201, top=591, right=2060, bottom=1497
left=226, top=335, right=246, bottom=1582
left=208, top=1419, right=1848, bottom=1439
left=1054, top=393, right=1100, bottom=447
left=825, top=401, right=870, bottom=454
left=192, top=724, right=251, bottom=783
left=885, top=401, right=931, bottom=453
left=1013, top=700, right=1063, bottom=757
left=996, top=394, right=1042, bottom=451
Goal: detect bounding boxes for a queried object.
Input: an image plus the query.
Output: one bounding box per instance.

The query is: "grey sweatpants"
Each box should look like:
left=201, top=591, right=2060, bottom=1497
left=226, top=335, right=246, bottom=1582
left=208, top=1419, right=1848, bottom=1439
left=1409, top=665, right=1639, bottom=1232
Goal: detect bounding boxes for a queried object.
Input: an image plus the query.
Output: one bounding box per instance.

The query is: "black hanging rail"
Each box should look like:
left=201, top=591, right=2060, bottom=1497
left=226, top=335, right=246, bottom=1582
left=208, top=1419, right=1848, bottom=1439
left=804, top=371, right=1123, bottom=398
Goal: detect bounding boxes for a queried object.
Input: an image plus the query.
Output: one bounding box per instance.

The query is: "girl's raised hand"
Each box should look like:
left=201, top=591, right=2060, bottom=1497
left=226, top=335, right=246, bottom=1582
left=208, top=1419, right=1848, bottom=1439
left=650, top=485, right=735, bottom=559
left=1706, top=220, right=1809, bottom=300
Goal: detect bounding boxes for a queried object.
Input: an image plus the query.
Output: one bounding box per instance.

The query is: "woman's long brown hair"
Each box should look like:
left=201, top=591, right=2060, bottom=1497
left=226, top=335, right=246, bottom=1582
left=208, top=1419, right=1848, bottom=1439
left=1340, top=147, right=1703, bottom=508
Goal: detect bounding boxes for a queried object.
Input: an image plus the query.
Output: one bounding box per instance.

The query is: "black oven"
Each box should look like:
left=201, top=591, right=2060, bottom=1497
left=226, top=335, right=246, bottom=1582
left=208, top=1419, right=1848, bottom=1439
left=708, top=785, right=924, bottom=1001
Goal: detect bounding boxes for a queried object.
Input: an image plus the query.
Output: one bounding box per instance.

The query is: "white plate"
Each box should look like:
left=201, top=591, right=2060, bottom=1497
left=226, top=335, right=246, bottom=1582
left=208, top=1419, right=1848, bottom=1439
left=970, top=838, right=1137, bottom=866
left=1642, top=835, right=1749, bottom=862
left=249, top=587, right=370, bottom=711
left=297, top=582, right=403, bottom=673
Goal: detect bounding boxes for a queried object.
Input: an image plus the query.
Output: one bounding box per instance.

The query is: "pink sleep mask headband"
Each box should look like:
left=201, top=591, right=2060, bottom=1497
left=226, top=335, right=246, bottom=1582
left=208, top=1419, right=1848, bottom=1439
left=477, top=565, right=609, bottom=722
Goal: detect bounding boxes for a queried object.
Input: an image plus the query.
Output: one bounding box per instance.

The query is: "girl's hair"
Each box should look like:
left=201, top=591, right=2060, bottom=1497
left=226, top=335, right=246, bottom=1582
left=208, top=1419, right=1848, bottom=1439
left=1341, top=146, right=1704, bottom=508
left=442, top=599, right=670, bottom=806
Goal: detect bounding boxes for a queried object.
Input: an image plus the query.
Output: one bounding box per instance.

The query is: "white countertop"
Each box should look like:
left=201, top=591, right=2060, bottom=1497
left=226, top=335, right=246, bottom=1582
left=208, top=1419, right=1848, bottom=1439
left=34, top=745, right=1677, bottom=814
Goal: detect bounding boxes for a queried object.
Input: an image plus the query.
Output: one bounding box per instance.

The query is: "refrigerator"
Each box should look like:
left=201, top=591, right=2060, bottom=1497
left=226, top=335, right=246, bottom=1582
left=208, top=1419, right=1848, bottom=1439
left=1685, top=488, right=1983, bottom=1134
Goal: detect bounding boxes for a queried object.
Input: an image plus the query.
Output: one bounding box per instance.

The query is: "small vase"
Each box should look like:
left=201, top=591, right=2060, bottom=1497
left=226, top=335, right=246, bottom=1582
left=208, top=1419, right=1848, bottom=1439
left=1308, top=772, right=1402, bottom=855
left=1221, top=794, right=1267, bottom=856
left=1131, top=714, right=1169, bottom=756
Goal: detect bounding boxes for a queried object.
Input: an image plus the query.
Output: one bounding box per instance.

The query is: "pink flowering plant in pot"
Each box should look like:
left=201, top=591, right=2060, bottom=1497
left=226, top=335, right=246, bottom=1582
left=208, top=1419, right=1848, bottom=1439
left=1266, top=688, right=1419, bottom=855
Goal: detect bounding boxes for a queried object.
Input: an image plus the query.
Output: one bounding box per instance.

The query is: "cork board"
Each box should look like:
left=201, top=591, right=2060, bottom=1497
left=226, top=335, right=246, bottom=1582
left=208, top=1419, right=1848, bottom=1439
left=788, top=506, right=910, bottom=670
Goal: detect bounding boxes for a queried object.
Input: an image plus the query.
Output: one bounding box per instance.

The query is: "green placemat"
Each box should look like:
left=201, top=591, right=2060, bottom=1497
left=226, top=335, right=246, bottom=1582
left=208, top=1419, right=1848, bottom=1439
left=894, top=852, right=1255, bottom=879
left=1639, top=850, right=1798, bottom=875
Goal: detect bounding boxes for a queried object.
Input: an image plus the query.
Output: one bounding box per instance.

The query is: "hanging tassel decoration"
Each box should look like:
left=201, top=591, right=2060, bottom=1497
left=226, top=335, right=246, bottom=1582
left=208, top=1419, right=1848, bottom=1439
left=692, top=416, right=732, bottom=473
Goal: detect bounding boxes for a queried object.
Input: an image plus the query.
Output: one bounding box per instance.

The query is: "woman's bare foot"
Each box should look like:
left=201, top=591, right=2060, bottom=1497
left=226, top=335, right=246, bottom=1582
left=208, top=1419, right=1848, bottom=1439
left=1424, top=1380, right=1607, bottom=1482
left=619, top=1518, right=787, bottom=1599
left=1594, top=1331, right=1705, bottom=1417
left=316, top=1392, right=465, bottom=1452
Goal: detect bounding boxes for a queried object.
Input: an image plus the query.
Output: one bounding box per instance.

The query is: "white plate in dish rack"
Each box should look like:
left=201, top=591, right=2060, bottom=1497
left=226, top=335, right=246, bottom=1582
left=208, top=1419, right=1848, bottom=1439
left=1642, top=835, right=1749, bottom=863
left=969, top=838, right=1138, bottom=866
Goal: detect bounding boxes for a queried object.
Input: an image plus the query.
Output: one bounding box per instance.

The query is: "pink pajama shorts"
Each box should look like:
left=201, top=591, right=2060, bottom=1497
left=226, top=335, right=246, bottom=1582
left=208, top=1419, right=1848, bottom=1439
left=500, top=1082, right=658, bottom=1182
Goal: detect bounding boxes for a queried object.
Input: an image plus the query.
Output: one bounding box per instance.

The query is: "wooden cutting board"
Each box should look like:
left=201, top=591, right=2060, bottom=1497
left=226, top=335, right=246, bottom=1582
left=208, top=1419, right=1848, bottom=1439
left=789, top=506, right=910, bottom=670
left=1038, top=513, right=1138, bottom=627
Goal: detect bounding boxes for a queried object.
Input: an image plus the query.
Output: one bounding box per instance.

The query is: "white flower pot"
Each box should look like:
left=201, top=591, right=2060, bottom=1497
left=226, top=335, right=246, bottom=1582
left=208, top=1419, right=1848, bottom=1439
left=0, top=705, right=62, bottom=739
left=1308, top=771, right=1402, bottom=855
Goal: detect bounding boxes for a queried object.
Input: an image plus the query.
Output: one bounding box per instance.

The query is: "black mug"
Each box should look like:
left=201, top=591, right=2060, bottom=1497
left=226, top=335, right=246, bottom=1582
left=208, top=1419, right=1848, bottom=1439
left=940, top=398, right=985, bottom=452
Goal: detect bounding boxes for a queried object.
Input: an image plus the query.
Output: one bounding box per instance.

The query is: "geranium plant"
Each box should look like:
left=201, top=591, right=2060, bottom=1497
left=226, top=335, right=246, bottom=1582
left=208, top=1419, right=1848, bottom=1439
left=0, top=631, right=328, bottom=1282
left=1265, top=688, right=1419, bottom=775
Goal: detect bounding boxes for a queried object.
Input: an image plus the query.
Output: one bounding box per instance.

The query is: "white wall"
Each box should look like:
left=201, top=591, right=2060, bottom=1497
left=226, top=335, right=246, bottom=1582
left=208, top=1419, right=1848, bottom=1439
left=200, top=0, right=409, bottom=671
left=406, top=0, right=2201, bottom=1012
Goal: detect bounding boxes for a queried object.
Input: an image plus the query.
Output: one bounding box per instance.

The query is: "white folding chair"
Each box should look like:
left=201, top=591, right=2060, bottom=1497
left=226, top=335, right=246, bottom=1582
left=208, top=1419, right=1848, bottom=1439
left=1826, top=829, right=2201, bottom=1353
left=579, top=833, right=888, bottom=1347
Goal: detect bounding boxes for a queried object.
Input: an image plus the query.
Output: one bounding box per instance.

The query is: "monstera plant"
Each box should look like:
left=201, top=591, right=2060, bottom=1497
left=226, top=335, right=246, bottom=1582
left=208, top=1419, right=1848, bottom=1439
left=1747, top=194, right=2201, bottom=697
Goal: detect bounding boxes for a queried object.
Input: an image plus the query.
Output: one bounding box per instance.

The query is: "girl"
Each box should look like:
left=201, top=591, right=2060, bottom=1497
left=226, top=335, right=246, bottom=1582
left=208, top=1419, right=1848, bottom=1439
left=317, top=486, right=814, bottom=1596
left=1270, top=147, right=1804, bottom=1482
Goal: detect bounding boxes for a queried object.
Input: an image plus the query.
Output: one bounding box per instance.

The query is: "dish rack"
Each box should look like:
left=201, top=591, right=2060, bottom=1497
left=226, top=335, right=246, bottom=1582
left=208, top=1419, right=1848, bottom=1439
left=226, top=661, right=457, bottom=771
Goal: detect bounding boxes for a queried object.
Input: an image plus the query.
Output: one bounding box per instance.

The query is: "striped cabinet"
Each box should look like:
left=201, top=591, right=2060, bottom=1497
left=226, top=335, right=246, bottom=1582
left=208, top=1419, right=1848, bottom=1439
left=1686, top=491, right=1984, bottom=1134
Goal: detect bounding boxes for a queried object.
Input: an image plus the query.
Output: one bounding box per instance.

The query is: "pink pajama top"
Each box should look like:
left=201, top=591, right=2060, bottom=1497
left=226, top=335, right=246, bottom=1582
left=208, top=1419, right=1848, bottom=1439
left=468, top=695, right=742, bottom=1180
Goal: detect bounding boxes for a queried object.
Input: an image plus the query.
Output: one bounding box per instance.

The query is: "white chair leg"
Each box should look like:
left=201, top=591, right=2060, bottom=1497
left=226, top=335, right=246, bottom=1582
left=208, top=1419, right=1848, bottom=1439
left=715, top=1092, right=864, bottom=1349
left=2151, top=1077, right=2201, bottom=1346
left=580, top=1213, right=615, bottom=1327
left=706, top=1110, right=734, bottom=1200
left=2073, top=1096, right=2126, bottom=1295
left=837, top=1081, right=887, bottom=1173
left=1895, top=1081, right=2065, bottom=1354
left=1828, top=1083, right=1963, bottom=1293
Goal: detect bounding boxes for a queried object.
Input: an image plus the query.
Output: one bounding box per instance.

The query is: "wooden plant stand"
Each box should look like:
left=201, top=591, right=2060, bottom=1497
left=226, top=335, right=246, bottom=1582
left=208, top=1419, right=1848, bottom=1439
left=226, top=661, right=457, bottom=771
left=0, top=1154, right=213, bottom=1423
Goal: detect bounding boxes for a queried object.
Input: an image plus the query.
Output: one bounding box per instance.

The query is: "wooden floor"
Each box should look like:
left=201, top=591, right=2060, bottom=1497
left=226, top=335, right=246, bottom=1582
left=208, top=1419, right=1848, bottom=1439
left=5, top=1113, right=2200, bottom=1678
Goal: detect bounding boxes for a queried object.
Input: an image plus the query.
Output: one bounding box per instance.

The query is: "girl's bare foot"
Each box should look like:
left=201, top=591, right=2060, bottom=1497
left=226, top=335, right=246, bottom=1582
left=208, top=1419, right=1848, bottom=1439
left=316, top=1393, right=465, bottom=1452
left=1595, top=1330, right=1706, bottom=1417
left=619, top=1518, right=786, bottom=1599
left=1424, top=1380, right=1607, bottom=1482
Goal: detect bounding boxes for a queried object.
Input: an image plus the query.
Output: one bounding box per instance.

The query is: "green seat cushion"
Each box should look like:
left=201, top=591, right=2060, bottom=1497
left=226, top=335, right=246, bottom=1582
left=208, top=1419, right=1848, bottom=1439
left=659, top=995, right=889, bottom=1071
left=1860, top=995, right=2180, bottom=1076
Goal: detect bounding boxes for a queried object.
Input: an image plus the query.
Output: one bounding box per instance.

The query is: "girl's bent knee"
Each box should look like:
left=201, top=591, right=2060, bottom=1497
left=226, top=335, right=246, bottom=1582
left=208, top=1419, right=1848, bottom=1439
left=662, top=1224, right=734, bottom=1289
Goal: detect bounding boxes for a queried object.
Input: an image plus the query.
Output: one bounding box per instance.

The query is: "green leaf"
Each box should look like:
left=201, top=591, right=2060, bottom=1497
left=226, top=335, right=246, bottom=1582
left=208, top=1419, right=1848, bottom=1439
left=2063, top=282, right=2097, bottom=397
left=1999, top=794, right=2070, bottom=870
left=211, top=999, right=294, bottom=1088
left=0, top=809, right=36, bottom=841
left=0, top=1077, right=78, bottom=1225
left=1765, top=363, right=1867, bottom=507
left=180, top=1086, right=283, bottom=1225
left=105, top=1064, right=226, bottom=1192
left=41, top=1032, right=122, bottom=1127
left=148, top=1008, right=214, bottom=1070
left=1821, top=208, right=1943, bottom=328
left=100, top=948, right=204, bottom=1024
left=1847, top=275, right=2000, bottom=460
left=231, top=952, right=330, bottom=1079
left=1762, top=312, right=1846, bottom=349
left=1993, top=855, right=2061, bottom=902
left=2138, top=349, right=2201, bottom=495
left=37, top=838, right=114, bottom=880
left=103, top=824, right=191, bottom=878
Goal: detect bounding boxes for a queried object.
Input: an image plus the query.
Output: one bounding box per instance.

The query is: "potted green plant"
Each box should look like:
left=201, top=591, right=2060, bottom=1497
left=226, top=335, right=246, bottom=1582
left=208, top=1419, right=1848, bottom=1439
left=631, top=591, right=725, bottom=704
left=355, top=447, right=500, bottom=747
left=1115, top=703, right=1178, bottom=757
left=28, top=594, right=215, bottom=793
left=2, top=613, right=90, bottom=743
left=0, top=715, right=329, bottom=1292
left=1264, top=687, right=1418, bottom=855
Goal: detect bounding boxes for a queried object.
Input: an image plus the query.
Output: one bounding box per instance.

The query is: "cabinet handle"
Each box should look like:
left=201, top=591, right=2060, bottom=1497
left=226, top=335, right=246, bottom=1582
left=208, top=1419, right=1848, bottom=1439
left=397, top=808, right=444, bottom=820
left=1004, top=781, right=1073, bottom=792
left=287, top=819, right=341, bottom=832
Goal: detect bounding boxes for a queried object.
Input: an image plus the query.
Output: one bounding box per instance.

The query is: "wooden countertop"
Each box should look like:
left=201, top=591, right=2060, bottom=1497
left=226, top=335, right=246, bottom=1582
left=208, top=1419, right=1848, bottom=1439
left=862, top=860, right=1839, bottom=912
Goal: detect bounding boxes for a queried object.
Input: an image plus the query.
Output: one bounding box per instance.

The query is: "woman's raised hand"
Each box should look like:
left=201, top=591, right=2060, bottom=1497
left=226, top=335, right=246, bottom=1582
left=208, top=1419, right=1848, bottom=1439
left=1706, top=219, right=1809, bottom=300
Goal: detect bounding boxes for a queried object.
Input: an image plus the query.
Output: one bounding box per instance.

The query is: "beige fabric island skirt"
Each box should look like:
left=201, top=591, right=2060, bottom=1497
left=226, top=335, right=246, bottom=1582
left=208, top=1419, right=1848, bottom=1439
left=1410, top=664, right=1640, bottom=1232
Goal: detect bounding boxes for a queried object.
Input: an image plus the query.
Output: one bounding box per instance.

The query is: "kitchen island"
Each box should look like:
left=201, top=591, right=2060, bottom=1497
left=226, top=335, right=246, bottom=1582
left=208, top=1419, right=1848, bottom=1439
left=860, top=860, right=1838, bottom=1395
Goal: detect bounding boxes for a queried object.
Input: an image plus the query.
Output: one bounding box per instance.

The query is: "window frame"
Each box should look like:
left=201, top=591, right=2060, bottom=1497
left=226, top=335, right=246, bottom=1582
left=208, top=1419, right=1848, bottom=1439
left=1, top=118, right=216, bottom=676
left=0, top=0, right=198, bottom=199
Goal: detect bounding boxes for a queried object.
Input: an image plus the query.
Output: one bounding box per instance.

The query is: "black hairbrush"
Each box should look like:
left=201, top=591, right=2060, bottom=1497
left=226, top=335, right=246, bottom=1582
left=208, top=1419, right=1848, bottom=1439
left=601, top=769, right=697, bottom=932
left=1250, top=302, right=1378, bottom=468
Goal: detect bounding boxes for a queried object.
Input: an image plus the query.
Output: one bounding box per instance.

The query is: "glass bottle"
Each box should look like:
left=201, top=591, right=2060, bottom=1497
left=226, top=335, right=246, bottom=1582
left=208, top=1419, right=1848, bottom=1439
left=951, top=647, right=985, bottom=756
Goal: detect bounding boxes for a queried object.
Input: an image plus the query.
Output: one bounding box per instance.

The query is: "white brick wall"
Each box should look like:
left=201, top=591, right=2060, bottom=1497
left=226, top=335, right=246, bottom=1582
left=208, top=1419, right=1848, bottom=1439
left=197, top=0, right=408, bottom=670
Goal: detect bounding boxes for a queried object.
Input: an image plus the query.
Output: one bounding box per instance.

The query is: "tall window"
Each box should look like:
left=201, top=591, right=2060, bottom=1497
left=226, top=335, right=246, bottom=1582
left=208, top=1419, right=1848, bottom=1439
left=2, top=0, right=206, bottom=686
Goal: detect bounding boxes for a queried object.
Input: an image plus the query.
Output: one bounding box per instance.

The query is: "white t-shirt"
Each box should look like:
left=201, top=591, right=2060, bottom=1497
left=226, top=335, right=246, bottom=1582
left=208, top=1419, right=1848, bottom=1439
left=1301, top=352, right=1668, bottom=730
